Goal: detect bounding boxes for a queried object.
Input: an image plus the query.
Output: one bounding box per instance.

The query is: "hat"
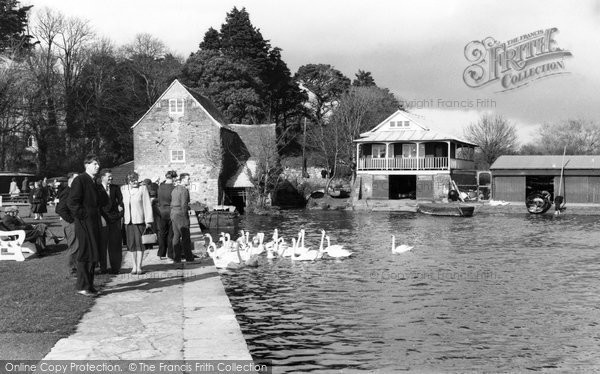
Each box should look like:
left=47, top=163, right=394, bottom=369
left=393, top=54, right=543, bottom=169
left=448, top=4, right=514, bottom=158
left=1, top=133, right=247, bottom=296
left=4, top=206, right=18, bottom=213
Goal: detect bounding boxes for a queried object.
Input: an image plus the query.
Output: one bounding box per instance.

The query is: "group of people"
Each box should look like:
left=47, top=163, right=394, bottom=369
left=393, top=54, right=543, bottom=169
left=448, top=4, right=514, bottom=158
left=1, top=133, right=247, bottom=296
left=8, top=176, right=61, bottom=220
left=52, top=155, right=195, bottom=297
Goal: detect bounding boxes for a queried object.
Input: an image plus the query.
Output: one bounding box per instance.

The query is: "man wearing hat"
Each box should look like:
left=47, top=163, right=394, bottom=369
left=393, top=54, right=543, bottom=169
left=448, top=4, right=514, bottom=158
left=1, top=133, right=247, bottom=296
left=1, top=205, right=61, bottom=255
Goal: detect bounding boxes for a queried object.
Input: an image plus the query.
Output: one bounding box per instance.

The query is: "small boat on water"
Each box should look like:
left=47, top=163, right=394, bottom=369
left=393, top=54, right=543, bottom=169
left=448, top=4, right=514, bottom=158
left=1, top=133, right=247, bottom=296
left=417, top=202, right=475, bottom=217
left=194, top=205, right=240, bottom=231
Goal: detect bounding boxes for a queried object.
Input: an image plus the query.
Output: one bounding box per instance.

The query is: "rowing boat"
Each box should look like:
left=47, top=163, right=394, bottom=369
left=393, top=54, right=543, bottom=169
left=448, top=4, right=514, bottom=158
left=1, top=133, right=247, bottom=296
left=417, top=202, right=475, bottom=217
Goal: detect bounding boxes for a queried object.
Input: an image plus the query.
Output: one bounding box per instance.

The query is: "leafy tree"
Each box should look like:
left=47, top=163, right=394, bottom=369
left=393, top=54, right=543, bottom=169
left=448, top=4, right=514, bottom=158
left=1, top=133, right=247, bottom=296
left=199, top=27, right=220, bottom=51
left=0, top=0, right=35, bottom=55
left=463, top=113, right=518, bottom=169
left=352, top=70, right=376, bottom=87
left=520, top=119, right=600, bottom=155
left=294, top=63, right=350, bottom=125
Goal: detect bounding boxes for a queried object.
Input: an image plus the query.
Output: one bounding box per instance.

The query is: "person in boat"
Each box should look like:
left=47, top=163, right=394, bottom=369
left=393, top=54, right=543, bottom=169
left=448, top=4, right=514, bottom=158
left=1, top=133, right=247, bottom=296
left=554, top=195, right=566, bottom=215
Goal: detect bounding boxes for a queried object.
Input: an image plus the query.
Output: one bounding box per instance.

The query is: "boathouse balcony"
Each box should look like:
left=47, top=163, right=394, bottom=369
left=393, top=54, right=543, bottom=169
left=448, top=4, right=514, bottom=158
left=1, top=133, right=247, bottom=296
left=355, top=141, right=475, bottom=172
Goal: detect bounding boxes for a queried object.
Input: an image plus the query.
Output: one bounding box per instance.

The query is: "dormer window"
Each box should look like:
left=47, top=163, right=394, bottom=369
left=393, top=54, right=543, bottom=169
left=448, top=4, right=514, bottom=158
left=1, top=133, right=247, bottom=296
left=169, top=99, right=184, bottom=115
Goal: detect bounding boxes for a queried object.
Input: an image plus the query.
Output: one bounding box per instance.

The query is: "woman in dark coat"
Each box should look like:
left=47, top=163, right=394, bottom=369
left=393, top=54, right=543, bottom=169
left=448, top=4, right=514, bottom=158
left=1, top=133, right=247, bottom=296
left=31, top=181, right=47, bottom=220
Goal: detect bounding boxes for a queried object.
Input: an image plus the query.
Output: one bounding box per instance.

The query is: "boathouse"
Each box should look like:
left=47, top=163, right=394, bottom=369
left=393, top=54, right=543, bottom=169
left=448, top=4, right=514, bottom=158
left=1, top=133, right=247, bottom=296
left=489, top=155, right=600, bottom=203
left=353, top=110, right=478, bottom=201
left=132, top=79, right=275, bottom=210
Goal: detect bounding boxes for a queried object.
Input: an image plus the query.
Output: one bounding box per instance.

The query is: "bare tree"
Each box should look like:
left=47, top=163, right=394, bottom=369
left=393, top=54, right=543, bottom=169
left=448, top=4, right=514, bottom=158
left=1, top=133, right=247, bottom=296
left=522, top=119, right=600, bottom=155
left=119, top=33, right=183, bottom=107
left=464, top=113, right=518, bottom=168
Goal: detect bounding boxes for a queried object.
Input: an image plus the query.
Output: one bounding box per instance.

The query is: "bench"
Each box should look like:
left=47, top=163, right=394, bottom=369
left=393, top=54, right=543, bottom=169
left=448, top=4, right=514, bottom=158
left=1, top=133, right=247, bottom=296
left=0, top=230, right=32, bottom=261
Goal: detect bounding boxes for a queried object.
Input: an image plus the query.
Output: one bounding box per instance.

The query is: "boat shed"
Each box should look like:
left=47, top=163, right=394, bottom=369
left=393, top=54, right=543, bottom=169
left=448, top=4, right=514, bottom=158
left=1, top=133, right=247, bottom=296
left=489, top=155, right=600, bottom=203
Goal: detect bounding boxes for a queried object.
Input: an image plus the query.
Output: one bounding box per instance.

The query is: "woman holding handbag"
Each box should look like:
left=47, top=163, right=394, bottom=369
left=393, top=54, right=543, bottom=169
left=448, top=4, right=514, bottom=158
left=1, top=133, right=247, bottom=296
left=121, top=172, right=154, bottom=275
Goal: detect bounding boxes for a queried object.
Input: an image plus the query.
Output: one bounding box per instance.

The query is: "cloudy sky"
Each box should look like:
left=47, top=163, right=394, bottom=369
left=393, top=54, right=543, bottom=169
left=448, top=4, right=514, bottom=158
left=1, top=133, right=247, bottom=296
left=24, top=0, right=600, bottom=144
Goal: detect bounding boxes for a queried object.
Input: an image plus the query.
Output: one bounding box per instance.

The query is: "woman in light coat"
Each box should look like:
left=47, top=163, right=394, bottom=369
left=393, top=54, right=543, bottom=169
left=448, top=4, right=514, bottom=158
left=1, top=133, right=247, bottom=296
left=121, top=172, right=153, bottom=274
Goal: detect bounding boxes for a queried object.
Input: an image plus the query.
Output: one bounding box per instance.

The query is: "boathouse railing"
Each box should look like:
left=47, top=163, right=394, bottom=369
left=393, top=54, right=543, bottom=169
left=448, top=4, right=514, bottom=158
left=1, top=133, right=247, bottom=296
left=357, top=157, right=474, bottom=171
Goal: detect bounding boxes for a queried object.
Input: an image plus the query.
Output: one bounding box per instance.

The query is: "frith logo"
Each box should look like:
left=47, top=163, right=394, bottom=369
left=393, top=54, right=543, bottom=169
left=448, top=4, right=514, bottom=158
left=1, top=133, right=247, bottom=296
left=463, top=28, right=572, bottom=92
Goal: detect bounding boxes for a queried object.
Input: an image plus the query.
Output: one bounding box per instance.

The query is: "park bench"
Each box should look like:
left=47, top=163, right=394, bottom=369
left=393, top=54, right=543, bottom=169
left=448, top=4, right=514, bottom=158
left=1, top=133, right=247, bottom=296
left=0, top=229, right=33, bottom=261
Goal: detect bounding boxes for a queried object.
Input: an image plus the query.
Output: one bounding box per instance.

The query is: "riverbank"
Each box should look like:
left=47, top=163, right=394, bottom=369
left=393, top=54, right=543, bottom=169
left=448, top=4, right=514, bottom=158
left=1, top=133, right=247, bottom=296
left=0, top=208, right=254, bottom=361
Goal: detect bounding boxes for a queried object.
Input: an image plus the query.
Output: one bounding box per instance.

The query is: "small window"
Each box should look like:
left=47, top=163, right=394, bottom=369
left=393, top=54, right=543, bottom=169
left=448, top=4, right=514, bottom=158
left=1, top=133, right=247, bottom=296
left=390, top=121, right=396, bottom=127
left=27, top=135, right=35, bottom=147
left=171, top=149, right=185, bottom=163
left=169, top=99, right=184, bottom=115
left=404, top=121, right=410, bottom=127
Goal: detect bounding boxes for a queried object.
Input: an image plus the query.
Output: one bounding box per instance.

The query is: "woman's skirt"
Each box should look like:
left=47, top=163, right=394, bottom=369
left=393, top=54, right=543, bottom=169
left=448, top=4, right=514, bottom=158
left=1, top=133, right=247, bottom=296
left=125, top=223, right=145, bottom=252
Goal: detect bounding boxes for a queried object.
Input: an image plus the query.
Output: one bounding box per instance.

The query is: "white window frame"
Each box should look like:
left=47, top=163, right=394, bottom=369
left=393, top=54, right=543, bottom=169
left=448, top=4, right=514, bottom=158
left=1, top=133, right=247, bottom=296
left=171, top=149, right=185, bottom=163
left=372, top=144, right=386, bottom=159
left=169, top=98, right=184, bottom=115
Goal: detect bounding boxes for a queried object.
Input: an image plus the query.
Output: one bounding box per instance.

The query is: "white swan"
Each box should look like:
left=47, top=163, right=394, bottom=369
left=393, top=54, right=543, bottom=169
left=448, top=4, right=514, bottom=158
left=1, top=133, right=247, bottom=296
left=291, top=234, right=321, bottom=261
left=210, top=242, right=244, bottom=269
left=391, top=235, right=413, bottom=254
left=324, top=235, right=353, bottom=258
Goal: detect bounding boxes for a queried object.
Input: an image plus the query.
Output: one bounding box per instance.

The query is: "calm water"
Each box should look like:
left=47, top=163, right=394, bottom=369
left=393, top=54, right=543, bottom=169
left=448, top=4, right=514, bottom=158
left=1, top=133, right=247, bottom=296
left=217, top=210, right=600, bottom=373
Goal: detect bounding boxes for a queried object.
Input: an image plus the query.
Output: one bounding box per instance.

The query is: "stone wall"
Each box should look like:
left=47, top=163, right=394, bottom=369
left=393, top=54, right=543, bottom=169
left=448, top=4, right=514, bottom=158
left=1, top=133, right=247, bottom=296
left=133, top=84, right=222, bottom=208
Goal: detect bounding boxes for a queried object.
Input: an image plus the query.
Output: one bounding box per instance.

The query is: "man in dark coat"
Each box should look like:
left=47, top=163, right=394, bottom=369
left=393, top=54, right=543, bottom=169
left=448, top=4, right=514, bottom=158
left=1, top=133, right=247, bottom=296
left=56, top=172, right=79, bottom=278
left=97, top=168, right=124, bottom=274
left=67, top=155, right=104, bottom=297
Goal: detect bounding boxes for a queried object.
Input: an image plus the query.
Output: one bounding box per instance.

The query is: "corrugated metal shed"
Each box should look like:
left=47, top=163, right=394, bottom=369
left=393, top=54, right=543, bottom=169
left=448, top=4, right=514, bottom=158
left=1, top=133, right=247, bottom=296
left=491, top=155, right=600, bottom=170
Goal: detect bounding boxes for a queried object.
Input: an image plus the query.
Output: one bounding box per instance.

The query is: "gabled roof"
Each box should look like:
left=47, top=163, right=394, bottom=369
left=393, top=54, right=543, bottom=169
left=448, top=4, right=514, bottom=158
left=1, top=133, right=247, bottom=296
left=356, top=109, right=477, bottom=146
left=131, top=79, right=226, bottom=129
left=228, top=124, right=276, bottom=159
left=490, top=155, right=600, bottom=170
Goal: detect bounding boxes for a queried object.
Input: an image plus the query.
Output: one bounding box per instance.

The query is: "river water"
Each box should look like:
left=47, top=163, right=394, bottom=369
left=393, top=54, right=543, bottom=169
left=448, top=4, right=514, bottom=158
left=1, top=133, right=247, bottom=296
left=217, top=210, right=600, bottom=373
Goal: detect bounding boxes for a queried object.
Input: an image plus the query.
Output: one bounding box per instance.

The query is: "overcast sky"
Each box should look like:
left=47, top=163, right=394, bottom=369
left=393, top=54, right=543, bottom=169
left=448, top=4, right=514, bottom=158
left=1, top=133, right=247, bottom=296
left=23, top=0, right=600, bottom=144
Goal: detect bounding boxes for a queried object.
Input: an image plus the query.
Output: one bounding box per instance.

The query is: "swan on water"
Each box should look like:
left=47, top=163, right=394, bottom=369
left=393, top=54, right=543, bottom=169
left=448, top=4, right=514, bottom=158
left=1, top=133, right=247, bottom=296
left=391, top=235, right=413, bottom=254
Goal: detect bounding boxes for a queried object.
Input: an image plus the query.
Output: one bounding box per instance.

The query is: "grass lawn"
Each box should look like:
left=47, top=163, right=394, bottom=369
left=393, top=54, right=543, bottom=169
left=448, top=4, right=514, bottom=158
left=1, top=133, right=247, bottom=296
left=0, top=213, right=110, bottom=359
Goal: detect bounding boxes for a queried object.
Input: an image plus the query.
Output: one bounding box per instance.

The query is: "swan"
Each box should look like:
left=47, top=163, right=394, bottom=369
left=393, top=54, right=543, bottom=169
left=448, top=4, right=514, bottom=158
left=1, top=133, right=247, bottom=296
left=276, top=238, right=292, bottom=257
left=291, top=235, right=321, bottom=261
left=391, top=235, right=413, bottom=254
left=324, top=235, right=353, bottom=258
left=210, top=242, right=244, bottom=269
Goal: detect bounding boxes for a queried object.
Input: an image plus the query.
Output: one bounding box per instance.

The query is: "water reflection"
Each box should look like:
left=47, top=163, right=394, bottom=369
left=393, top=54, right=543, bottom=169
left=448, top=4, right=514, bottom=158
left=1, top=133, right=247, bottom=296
left=219, top=211, right=600, bottom=372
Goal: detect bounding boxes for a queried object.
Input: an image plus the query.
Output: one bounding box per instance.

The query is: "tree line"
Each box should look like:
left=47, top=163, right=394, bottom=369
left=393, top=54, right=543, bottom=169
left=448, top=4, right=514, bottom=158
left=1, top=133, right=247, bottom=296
left=1, top=1, right=598, bottom=178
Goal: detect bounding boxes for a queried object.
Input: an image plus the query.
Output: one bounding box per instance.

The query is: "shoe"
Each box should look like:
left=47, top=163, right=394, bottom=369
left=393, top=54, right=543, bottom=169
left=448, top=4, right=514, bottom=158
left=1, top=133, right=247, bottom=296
left=89, top=288, right=99, bottom=295
left=136, top=270, right=146, bottom=275
left=185, top=258, right=195, bottom=262
left=53, top=236, right=63, bottom=244
left=77, top=290, right=97, bottom=297
left=164, top=259, right=174, bottom=264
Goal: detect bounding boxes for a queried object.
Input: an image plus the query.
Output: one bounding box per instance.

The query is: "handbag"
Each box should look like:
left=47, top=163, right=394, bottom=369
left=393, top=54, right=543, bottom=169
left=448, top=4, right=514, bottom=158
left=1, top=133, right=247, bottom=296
left=141, top=227, right=157, bottom=245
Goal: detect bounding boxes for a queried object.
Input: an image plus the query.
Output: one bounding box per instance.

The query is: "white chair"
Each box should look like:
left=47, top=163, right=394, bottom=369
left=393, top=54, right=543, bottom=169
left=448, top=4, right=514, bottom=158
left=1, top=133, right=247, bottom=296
left=0, top=230, right=31, bottom=261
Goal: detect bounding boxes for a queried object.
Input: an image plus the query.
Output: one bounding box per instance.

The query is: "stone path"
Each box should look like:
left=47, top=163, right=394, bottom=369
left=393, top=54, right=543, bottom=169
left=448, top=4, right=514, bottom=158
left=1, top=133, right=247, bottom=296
left=43, top=219, right=252, bottom=361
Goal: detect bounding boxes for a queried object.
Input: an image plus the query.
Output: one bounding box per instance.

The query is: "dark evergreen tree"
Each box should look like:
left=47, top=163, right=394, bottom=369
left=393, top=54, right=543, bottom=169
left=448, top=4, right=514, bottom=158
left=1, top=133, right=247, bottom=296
left=199, top=27, right=220, bottom=51
left=0, top=0, right=35, bottom=55
left=182, top=6, right=305, bottom=150
left=352, top=69, right=376, bottom=87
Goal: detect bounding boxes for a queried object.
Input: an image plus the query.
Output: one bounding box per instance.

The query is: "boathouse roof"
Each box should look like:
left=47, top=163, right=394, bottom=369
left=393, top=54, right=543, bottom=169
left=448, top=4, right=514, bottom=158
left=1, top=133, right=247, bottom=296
left=355, top=110, right=477, bottom=146
left=490, top=155, right=600, bottom=170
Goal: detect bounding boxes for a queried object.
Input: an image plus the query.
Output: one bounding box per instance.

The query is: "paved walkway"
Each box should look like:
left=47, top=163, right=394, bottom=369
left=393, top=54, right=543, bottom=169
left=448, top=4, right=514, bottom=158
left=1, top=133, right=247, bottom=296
left=43, top=218, right=252, bottom=361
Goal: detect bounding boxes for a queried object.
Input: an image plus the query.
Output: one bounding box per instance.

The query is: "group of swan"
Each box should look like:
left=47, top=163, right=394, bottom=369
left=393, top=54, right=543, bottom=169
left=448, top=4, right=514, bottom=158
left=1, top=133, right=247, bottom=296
left=204, top=230, right=412, bottom=269
left=204, top=228, right=353, bottom=269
